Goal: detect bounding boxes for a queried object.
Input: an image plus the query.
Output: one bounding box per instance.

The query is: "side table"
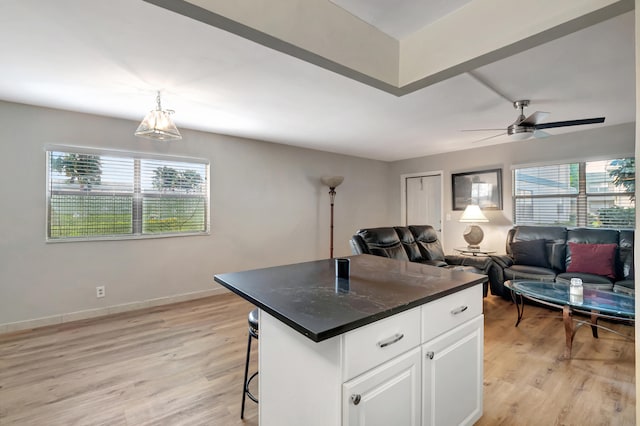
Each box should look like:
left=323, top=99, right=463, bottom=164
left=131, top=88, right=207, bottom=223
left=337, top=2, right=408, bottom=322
left=451, top=247, right=496, bottom=297
left=453, top=247, right=496, bottom=257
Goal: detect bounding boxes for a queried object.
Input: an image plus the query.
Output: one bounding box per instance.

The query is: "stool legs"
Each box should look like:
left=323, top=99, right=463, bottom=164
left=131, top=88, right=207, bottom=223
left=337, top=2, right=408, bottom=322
left=241, top=330, right=258, bottom=419
left=240, top=332, right=252, bottom=419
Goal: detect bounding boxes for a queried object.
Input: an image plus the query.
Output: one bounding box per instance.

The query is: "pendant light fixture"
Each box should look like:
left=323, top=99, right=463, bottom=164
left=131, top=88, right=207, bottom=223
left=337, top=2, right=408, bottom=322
left=134, top=91, right=182, bottom=141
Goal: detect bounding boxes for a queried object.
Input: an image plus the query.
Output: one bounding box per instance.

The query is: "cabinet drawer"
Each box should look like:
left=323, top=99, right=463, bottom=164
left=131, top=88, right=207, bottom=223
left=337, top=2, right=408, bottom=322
left=343, top=307, right=420, bottom=380
left=421, top=284, right=482, bottom=343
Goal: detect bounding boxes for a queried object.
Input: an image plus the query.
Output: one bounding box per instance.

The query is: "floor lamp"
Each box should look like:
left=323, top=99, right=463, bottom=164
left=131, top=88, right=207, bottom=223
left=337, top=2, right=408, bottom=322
left=321, top=176, right=344, bottom=258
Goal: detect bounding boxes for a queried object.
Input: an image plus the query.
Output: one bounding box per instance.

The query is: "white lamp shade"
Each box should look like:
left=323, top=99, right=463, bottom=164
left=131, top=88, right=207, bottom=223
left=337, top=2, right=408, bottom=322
left=321, top=176, right=344, bottom=188
left=459, top=205, right=489, bottom=223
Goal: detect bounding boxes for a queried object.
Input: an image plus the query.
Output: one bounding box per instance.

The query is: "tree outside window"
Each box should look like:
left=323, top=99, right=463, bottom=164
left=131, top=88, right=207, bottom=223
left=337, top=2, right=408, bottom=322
left=514, top=157, right=634, bottom=228
left=47, top=148, right=209, bottom=241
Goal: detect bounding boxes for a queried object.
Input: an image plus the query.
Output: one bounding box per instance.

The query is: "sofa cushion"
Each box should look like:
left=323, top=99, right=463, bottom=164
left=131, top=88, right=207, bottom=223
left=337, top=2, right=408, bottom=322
left=418, top=259, right=448, bottom=267
left=409, top=225, right=446, bottom=261
left=566, top=228, right=618, bottom=273
left=443, top=265, right=481, bottom=274
left=613, top=280, right=635, bottom=295
left=556, top=272, right=614, bottom=290
left=510, top=226, right=567, bottom=271
left=393, top=226, right=423, bottom=262
left=510, top=239, right=550, bottom=269
left=503, top=265, right=556, bottom=282
left=445, top=254, right=492, bottom=272
left=566, top=242, right=617, bottom=279
left=356, top=228, right=409, bottom=261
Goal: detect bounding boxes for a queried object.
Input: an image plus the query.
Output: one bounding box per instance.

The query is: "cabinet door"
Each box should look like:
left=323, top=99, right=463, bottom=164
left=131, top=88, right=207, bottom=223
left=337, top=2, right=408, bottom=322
left=422, top=315, right=483, bottom=426
left=343, top=347, right=421, bottom=426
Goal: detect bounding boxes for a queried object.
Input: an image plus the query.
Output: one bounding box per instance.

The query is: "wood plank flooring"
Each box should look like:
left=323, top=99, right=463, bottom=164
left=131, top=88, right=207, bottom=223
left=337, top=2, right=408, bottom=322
left=0, top=293, right=635, bottom=425
left=479, top=296, right=635, bottom=426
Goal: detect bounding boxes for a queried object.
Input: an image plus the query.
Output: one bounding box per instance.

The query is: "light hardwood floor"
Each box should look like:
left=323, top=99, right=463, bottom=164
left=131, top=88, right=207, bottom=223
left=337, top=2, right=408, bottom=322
left=0, top=293, right=635, bottom=425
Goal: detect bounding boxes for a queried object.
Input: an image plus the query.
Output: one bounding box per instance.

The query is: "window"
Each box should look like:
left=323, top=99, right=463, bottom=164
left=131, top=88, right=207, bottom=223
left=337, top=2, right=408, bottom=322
left=47, top=146, right=209, bottom=241
left=513, top=158, right=634, bottom=228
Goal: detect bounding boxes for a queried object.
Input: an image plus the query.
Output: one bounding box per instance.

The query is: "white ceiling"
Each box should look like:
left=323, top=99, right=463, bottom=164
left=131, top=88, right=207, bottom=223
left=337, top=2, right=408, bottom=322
left=329, top=0, right=473, bottom=39
left=0, top=0, right=634, bottom=161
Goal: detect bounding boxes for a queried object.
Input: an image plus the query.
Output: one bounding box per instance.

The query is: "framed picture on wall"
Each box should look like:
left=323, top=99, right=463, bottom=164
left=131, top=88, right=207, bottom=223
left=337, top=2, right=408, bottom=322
left=452, top=168, right=502, bottom=210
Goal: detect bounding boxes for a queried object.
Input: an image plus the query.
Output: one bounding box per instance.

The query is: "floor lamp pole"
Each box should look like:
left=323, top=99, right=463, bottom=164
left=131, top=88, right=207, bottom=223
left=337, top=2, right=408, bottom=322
left=329, top=187, right=336, bottom=258
left=321, top=176, right=344, bottom=259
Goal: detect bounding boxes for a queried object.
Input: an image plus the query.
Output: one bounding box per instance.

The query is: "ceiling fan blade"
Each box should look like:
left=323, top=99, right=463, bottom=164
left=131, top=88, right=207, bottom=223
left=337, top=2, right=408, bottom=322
left=533, top=129, right=551, bottom=139
left=471, top=132, right=507, bottom=143
left=535, top=117, right=605, bottom=129
left=520, top=111, right=550, bottom=126
left=461, top=128, right=505, bottom=132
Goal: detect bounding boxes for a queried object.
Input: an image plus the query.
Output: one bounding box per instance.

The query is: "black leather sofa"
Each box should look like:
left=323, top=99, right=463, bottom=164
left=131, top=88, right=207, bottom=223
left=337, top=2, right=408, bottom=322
left=490, top=225, right=634, bottom=298
left=349, top=225, right=499, bottom=296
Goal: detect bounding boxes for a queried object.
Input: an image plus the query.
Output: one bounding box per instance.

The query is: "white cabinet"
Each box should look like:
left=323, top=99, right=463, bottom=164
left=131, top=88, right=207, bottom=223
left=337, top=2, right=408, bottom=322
left=343, top=348, right=421, bottom=426
left=343, top=285, right=483, bottom=426
left=259, top=283, right=484, bottom=426
left=422, top=315, right=484, bottom=426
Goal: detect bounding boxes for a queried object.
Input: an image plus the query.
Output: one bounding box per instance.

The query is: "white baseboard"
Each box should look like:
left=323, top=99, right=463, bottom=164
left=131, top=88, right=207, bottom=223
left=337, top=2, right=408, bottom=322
left=0, top=287, right=229, bottom=335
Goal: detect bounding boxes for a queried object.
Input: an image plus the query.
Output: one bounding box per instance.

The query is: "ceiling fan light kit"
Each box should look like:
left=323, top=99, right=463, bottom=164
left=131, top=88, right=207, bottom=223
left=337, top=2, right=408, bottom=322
left=465, top=98, right=606, bottom=142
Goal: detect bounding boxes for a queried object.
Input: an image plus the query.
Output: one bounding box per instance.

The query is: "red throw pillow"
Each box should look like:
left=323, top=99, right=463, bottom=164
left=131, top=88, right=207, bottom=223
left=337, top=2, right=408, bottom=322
left=566, top=242, right=617, bottom=279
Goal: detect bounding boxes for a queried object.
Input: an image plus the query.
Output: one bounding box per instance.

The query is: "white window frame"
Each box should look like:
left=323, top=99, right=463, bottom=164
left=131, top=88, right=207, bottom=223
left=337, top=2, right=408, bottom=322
left=512, top=157, right=635, bottom=228
left=46, top=145, right=210, bottom=242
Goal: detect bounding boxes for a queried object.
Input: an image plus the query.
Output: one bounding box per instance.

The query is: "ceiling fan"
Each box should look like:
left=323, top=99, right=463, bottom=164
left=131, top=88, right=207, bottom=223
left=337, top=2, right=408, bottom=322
left=464, top=99, right=606, bottom=143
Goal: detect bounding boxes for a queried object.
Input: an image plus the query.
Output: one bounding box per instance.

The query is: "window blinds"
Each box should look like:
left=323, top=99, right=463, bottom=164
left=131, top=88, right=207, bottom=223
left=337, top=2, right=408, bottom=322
left=513, top=158, right=634, bottom=228
left=47, top=147, right=209, bottom=241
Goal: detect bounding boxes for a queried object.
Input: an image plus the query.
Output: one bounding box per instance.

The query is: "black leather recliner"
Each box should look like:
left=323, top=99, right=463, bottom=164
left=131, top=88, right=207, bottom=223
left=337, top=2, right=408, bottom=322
left=350, top=225, right=500, bottom=297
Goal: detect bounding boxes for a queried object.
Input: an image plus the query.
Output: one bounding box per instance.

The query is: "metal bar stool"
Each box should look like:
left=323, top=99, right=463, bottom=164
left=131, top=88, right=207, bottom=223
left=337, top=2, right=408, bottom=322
left=241, top=308, right=259, bottom=419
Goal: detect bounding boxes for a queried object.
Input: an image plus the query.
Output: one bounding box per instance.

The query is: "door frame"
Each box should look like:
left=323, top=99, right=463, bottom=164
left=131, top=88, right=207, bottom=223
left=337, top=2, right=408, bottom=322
left=400, top=171, right=444, bottom=237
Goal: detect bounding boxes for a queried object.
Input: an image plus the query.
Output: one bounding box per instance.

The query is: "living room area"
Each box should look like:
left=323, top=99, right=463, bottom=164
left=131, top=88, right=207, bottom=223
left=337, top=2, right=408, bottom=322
left=0, top=1, right=638, bottom=425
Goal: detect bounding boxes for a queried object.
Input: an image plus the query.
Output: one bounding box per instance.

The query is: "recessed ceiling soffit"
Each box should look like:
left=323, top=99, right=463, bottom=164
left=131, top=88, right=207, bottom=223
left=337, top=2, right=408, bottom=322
left=145, top=0, right=632, bottom=96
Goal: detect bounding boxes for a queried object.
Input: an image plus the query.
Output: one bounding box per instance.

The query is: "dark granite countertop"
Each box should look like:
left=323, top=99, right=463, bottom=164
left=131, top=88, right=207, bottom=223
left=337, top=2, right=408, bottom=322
left=214, top=254, right=487, bottom=342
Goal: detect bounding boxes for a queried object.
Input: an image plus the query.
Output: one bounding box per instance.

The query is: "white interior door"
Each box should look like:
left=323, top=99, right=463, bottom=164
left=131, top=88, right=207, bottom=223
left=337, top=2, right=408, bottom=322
left=404, top=174, right=442, bottom=235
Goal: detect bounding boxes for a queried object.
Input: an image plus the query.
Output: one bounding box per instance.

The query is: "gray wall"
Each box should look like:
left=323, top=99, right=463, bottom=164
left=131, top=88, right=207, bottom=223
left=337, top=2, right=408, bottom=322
left=388, top=123, right=635, bottom=253
left=1, top=99, right=634, bottom=328
left=0, top=101, right=391, bottom=326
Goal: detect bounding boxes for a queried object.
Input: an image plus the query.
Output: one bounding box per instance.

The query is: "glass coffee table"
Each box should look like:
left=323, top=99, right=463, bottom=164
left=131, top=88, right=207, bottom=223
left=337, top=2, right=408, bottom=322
left=504, top=280, right=635, bottom=359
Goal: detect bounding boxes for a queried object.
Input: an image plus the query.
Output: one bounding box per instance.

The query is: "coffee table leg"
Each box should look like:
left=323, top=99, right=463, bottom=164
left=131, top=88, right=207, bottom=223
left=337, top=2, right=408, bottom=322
left=511, top=291, right=524, bottom=327
left=563, top=305, right=573, bottom=359
left=590, top=311, right=599, bottom=338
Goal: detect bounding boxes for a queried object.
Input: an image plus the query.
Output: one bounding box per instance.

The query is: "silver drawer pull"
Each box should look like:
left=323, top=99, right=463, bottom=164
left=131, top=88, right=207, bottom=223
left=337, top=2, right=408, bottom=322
left=450, top=305, right=468, bottom=315
left=377, top=333, right=404, bottom=348
left=425, top=351, right=434, bottom=360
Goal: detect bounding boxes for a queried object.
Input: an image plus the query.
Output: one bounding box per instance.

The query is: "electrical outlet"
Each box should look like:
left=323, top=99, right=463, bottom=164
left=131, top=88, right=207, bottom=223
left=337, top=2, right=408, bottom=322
left=96, top=286, right=105, bottom=298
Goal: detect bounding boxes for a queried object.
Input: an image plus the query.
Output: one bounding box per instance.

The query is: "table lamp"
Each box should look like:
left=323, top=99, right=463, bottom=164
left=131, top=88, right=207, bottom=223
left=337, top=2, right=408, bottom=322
left=459, top=204, right=489, bottom=249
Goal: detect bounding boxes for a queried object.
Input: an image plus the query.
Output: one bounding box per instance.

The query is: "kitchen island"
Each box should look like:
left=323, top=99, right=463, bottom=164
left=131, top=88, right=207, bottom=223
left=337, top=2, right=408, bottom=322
left=214, top=254, right=486, bottom=426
